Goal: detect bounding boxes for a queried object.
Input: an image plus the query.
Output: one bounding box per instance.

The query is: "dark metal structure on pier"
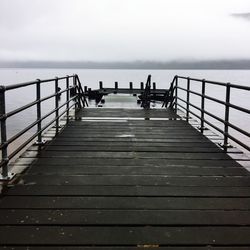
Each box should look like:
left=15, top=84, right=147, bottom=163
left=0, top=74, right=250, bottom=248
left=85, top=75, right=169, bottom=107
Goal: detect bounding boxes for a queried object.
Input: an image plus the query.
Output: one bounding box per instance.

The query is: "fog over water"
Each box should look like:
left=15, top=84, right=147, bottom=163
left=0, top=0, right=250, bottom=63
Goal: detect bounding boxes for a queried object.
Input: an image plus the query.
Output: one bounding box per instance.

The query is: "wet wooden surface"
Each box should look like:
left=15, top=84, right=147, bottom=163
left=0, top=108, right=250, bottom=249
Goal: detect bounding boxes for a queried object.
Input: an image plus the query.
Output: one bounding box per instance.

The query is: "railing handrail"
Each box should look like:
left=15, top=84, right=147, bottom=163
left=168, top=75, right=250, bottom=153
left=0, top=74, right=86, bottom=180
left=177, top=75, right=250, bottom=91
left=1, top=75, right=76, bottom=91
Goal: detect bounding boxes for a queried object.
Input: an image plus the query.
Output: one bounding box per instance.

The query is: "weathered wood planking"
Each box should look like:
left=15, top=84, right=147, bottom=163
left=0, top=107, right=250, bottom=248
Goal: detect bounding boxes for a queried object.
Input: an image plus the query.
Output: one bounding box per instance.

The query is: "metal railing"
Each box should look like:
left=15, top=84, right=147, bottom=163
left=140, top=74, right=151, bottom=109
left=166, top=75, right=250, bottom=152
left=0, top=74, right=87, bottom=180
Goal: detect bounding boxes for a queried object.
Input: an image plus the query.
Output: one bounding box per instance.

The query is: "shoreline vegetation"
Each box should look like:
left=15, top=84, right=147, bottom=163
left=1, top=60, right=250, bottom=69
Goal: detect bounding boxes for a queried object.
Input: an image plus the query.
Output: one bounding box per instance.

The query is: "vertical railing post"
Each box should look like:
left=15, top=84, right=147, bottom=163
left=36, top=79, right=43, bottom=144
left=73, top=75, right=82, bottom=119
left=200, top=79, right=206, bottom=133
left=174, top=76, right=178, bottom=113
left=223, top=83, right=231, bottom=150
left=66, top=76, right=70, bottom=124
left=55, top=77, right=59, bottom=134
left=0, top=86, right=9, bottom=178
left=186, top=77, right=190, bottom=121
left=73, top=75, right=77, bottom=114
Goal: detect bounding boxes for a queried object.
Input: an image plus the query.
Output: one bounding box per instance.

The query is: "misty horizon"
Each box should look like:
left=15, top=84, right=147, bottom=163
left=1, top=0, right=250, bottom=63
left=1, top=59, right=250, bottom=69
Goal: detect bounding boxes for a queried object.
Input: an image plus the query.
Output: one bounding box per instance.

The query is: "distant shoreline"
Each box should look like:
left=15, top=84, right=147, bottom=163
left=1, top=60, right=250, bottom=70
left=1, top=67, right=250, bottom=71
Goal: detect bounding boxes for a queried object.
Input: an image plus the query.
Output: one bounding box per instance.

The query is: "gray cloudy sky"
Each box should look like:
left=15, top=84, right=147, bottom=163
left=0, top=0, right=250, bottom=62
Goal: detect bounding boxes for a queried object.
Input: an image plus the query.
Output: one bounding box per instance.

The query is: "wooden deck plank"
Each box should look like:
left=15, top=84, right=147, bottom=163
left=2, top=196, right=250, bottom=210
left=27, top=165, right=249, bottom=176
left=1, top=210, right=250, bottom=225
left=76, top=108, right=179, bottom=118
left=1, top=247, right=250, bottom=250
left=1, top=107, right=250, bottom=248
left=48, top=141, right=219, bottom=147
left=29, top=158, right=243, bottom=167
left=6, top=185, right=250, bottom=197
left=22, top=151, right=234, bottom=160
left=1, top=226, right=250, bottom=245
left=20, top=175, right=250, bottom=186
left=38, top=146, right=227, bottom=153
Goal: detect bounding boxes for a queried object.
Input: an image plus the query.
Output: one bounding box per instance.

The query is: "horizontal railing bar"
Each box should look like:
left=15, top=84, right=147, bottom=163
left=177, top=102, right=225, bottom=135
left=178, top=96, right=250, bottom=139
left=3, top=95, right=77, bottom=148
left=177, top=102, right=250, bottom=152
left=4, top=75, right=75, bottom=91
left=177, top=76, right=227, bottom=87
left=6, top=102, right=75, bottom=163
left=177, top=86, right=250, bottom=115
left=227, top=121, right=250, bottom=138
left=177, top=76, right=250, bottom=91
left=229, top=102, right=250, bottom=114
left=229, top=83, right=250, bottom=91
left=178, top=86, right=226, bottom=106
left=177, top=96, right=226, bottom=124
left=177, top=102, right=203, bottom=122
left=202, top=117, right=250, bottom=151
left=178, top=86, right=223, bottom=103
left=2, top=80, right=38, bottom=91
left=3, top=87, right=74, bottom=120
left=227, top=133, right=250, bottom=152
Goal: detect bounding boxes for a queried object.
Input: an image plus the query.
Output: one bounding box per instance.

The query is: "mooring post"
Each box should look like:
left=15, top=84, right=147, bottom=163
left=186, top=77, right=190, bottom=121
left=99, top=81, right=103, bottom=89
left=115, top=81, right=118, bottom=89
left=153, top=82, right=156, bottom=90
left=152, top=82, right=156, bottom=98
left=140, top=82, right=144, bottom=90
left=55, top=77, right=59, bottom=134
left=223, top=83, right=231, bottom=150
left=66, top=76, right=70, bottom=123
left=84, top=86, right=88, bottom=93
left=0, top=86, right=9, bottom=178
left=36, top=79, right=43, bottom=144
left=129, top=82, right=133, bottom=90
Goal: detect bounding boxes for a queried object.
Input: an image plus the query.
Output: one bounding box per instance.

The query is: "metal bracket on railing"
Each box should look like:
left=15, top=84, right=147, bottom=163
left=198, top=126, right=208, bottom=131
left=34, top=139, right=46, bottom=146
left=219, top=142, right=233, bottom=149
left=0, top=172, right=16, bottom=181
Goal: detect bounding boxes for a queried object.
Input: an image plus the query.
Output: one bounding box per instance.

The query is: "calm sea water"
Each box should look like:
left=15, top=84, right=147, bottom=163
left=0, top=68, right=250, bottom=154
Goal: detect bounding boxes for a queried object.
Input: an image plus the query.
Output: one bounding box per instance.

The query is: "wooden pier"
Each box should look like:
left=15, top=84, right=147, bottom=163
left=1, top=107, right=250, bottom=248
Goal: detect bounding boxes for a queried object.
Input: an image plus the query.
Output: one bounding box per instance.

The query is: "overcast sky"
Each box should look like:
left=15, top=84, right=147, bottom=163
left=0, top=0, right=250, bottom=62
